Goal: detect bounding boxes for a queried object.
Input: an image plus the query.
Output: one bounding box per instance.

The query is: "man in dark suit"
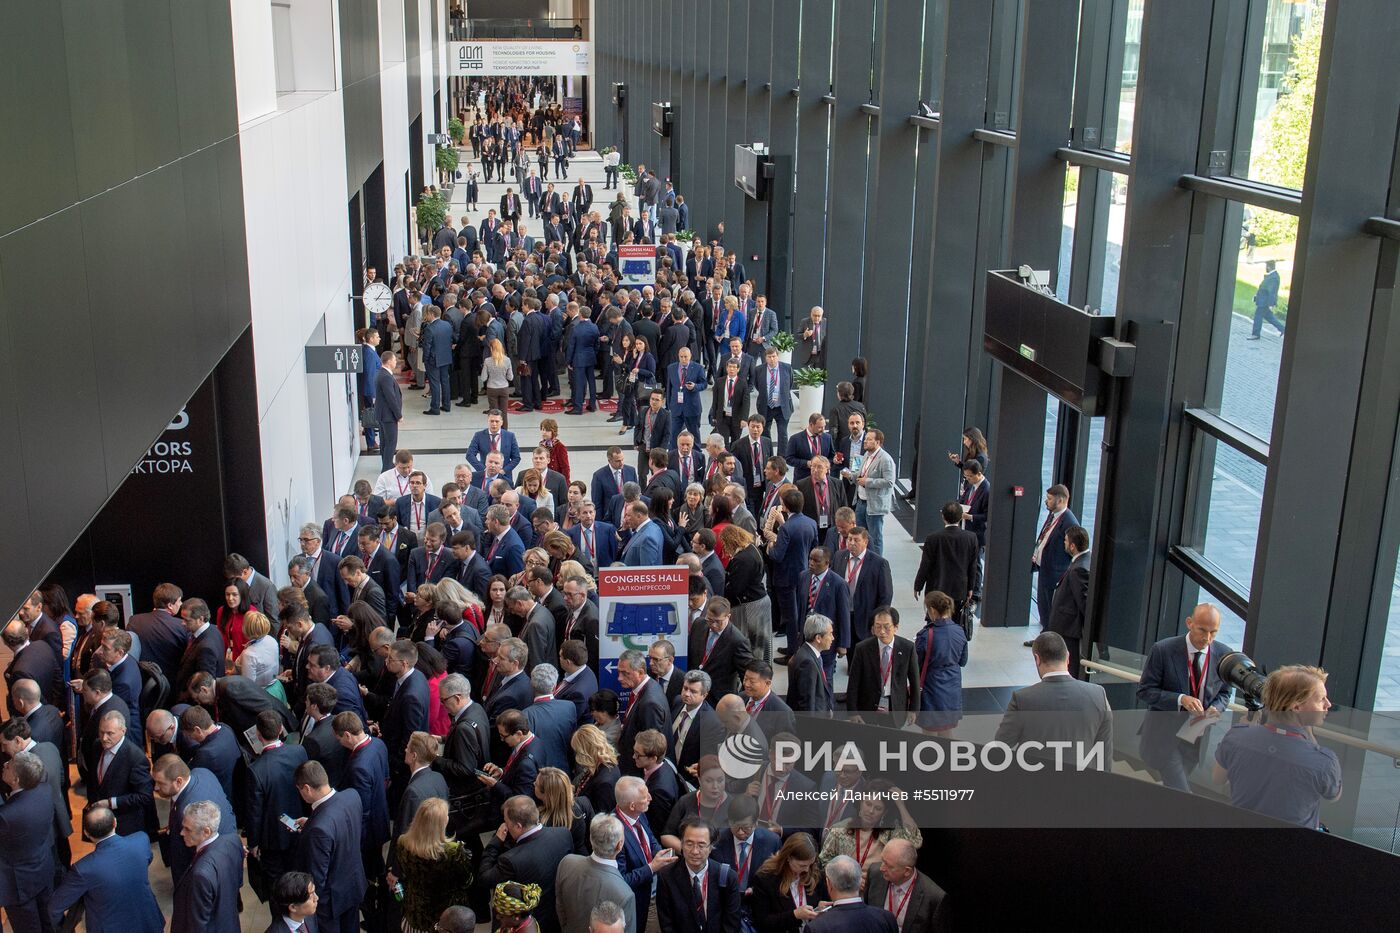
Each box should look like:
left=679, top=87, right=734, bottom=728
left=797, top=455, right=847, bottom=533
left=656, top=818, right=745, bottom=933
left=338, top=556, right=387, bottom=621
left=170, top=800, right=244, bottom=933
left=243, top=711, right=309, bottom=892
left=863, top=838, right=944, bottom=933
left=433, top=674, right=490, bottom=831
left=373, top=350, right=404, bottom=471
left=406, top=523, right=455, bottom=595
left=449, top=530, right=493, bottom=603
left=126, top=584, right=190, bottom=689
left=830, top=528, right=893, bottom=645
left=295, top=760, right=368, bottom=933
left=478, top=796, right=574, bottom=932
left=85, top=710, right=157, bottom=838
left=180, top=706, right=240, bottom=804
left=1031, top=484, right=1080, bottom=633
left=500, top=187, right=522, bottom=225
left=617, top=650, right=670, bottom=776
left=380, top=640, right=431, bottom=805
left=483, top=638, right=534, bottom=724
left=283, top=608, right=336, bottom=713
left=591, top=447, right=639, bottom=522
left=733, top=417, right=775, bottom=513
left=305, top=648, right=367, bottom=723
left=172, top=598, right=224, bottom=701
left=994, top=631, right=1112, bottom=762
left=355, top=524, right=402, bottom=619
left=914, top=501, right=982, bottom=619
left=523, top=666, right=576, bottom=773
left=845, top=607, right=920, bottom=720
left=2, top=621, right=61, bottom=713
left=50, top=808, right=165, bottom=933
left=810, top=856, right=897, bottom=933
left=1047, top=526, right=1092, bottom=678
left=634, top=389, right=672, bottom=475
left=567, top=305, right=601, bottom=413
left=645, top=448, right=683, bottom=501
left=481, top=710, right=542, bottom=805
left=483, top=505, right=527, bottom=578
left=10, top=681, right=64, bottom=750
left=395, top=472, right=443, bottom=538
left=300, top=683, right=349, bottom=786
left=669, top=433, right=708, bottom=488
left=1137, top=604, right=1233, bottom=792
left=687, top=598, right=754, bottom=705
left=632, top=728, right=681, bottom=831
left=566, top=501, right=620, bottom=569
left=668, top=673, right=724, bottom=777
left=0, top=751, right=56, bottom=933
left=331, top=713, right=391, bottom=862
left=785, top=415, right=836, bottom=484
left=555, top=640, right=599, bottom=723
left=0, top=719, right=72, bottom=861
left=769, top=488, right=820, bottom=657
left=712, top=795, right=780, bottom=892
left=709, top=356, right=751, bottom=445
left=787, top=615, right=835, bottom=714
left=523, top=168, right=543, bottom=216
left=739, top=663, right=798, bottom=742
left=77, top=671, right=131, bottom=784
left=153, top=756, right=237, bottom=887
left=572, top=177, right=594, bottom=217
left=97, top=628, right=145, bottom=743
left=394, top=735, right=450, bottom=839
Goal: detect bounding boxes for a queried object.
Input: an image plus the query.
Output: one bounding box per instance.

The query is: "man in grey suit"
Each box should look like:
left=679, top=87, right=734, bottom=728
left=992, top=632, right=1112, bottom=769
left=843, top=428, right=896, bottom=556
left=555, top=814, right=637, bottom=933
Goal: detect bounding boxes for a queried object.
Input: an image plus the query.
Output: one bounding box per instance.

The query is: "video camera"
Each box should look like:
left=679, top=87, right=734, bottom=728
left=1216, top=651, right=1268, bottom=711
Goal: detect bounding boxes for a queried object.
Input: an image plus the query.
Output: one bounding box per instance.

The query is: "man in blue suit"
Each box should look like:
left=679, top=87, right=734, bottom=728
left=665, top=346, right=709, bottom=446
left=331, top=713, right=391, bottom=856
left=380, top=640, right=431, bottom=806
left=621, top=501, right=665, bottom=566
left=591, top=447, right=639, bottom=522
left=243, top=711, right=309, bottom=894
left=1031, top=484, right=1081, bottom=634
left=153, top=755, right=238, bottom=887
left=785, top=413, right=836, bottom=484
left=0, top=752, right=55, bottom=933
left=170, top=800, right=244, bottom=933
left=566, top=305, right=600, bottom=414
left=420, top=305, right=455, bottom=415
left=753, top=347, right=794, bottom=448
left=355, top=524, right=402, bottom=619
left=180, top=706, right=241, bottom=804
left=126, top=583, right=189, bottom=691
left=1137, top=604, right=1234, bottom=792
left=566, top=500, right=620, bottom=567
left=466, top=410, right=521, bottom=480
left=788, top=614, right=836, bottom=714
left=295, top=759, right=368, bottom=933
left=613, top=775, right=678, bottom=925
left=522, top=665, right=577, bottom=772
left=307, top=644, right=368, bottom=720
left=517, top=304, right=547, bottom=411
left=769, top=488, right=819, bottom=662
left=482, top=504, right=526, bottom=577
left=51, top=808, right=164, bottom=933
left=98, top=629, right=144, bottom=746
left=796, top=548, right=853, bottom=685
left=373, top=350, right=404, bottom=471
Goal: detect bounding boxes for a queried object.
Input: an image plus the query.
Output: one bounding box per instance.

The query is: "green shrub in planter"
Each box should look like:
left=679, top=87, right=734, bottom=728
left=416, top=192, right=449, bottom=232
left=770, top=331, right=797, bottom=353
left=448, top=117, right=466, bottom=144
left=676, top=229, right=696, bottom=242
left=794, top=366, right=827, bottom=388
left=435, top=145, right=459, bottom=175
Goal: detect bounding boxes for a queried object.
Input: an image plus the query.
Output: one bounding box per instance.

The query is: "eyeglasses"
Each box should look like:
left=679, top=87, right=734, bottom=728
left=297, top=537, right=317, bottom=543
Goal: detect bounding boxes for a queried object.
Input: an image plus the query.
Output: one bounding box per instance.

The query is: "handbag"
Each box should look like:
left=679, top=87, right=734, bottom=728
left=959, top=599, right=977, bottom=642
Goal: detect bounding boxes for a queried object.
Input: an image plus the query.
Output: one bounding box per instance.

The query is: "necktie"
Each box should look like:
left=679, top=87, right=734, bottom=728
left=584, top=527, right=595, bottom=559
left=97, top=750, right=110, bottom=784
left=646, top=410, right=654, bottom=438
left=490, top=433, right=500, bottom=452
left=752, top=441, right=762, bottom=485
left=693, top=875, right=706, bottom=920
left=614, top=470, right=623, bottom=492
left=769, top=369, right=779, bottom=406
left=737, top=841, right=750, bottom=885
left=1192, top=651, right=1204, bottom=696
left=808, top=575, right=821, bottom=610
left=675, top=709, right=693, bottom=748
left=1038, top=512, right=1056, bottom=542
left=809, top=433, right=819, bottom=457
left=882, top=644, right=893, bottom=690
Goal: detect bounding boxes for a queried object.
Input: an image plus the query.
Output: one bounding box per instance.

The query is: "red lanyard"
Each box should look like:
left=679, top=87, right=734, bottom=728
left=735, top=838, right=753, bottom=880
left=414, top=501, right=424, bottom=526
left=809, top=434, right=819, bottom=456
left=617, top=810, right=651, bottom=860
left=815, top=480, right=828, bottom=513
left=886, top=880, right=915, bottom=922
left=790, top=880, right=806, bottom=909
left=701, top=630, right=720, bottom=666
left=1262, top=723, right=1310, bottom=740
left=860, top=450, right=878, bottom=478
left=396, top=474, right=410, bottom=495
left=698, top=793, right=727, bottom=822
left=853, top=829, right=877, bottom=864
left=1186, top=645, right=1210, bottom=700
left=846, top=555, right=863, bottom=586
left=426, top=547, right=442, bottom=577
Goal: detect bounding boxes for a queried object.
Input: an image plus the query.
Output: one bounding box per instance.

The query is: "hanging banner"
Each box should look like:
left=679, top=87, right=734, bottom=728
left=618, top=244, right=656, bottom=286
left=450, top=41, right=591, bottom=76
left=597, top=566, right=690, bottom=709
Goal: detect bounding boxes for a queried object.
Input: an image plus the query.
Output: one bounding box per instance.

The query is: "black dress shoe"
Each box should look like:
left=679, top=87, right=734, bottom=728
left=606, top=414, right=623, bottom=422
left=422, top=410, right=440, bottom=416
left=1023, top=640, right=1034, bottom=647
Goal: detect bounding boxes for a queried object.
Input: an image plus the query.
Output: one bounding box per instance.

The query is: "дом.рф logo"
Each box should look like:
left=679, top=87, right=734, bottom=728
left=719, top=733, right=766, bottom=780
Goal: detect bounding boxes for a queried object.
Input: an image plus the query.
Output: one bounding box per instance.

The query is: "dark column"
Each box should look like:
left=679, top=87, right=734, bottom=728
left=858, top=0, right=926, bottom=461
left=911, top=0, right=996, bottom=539
left=723, top=0, right=748, bottom=260
left=703, top=0, right=730, bottom=240
left=766, top=0, right=801, bottom=315
left=980, top=369, right=1045, bottom=628
left=789, top=2, right=835, bottom=318
left=821, top=0, right=876, bottom=372
left=741, top=0, right=774, bottom=294
left=1252, top=0, right=1400, bottom=697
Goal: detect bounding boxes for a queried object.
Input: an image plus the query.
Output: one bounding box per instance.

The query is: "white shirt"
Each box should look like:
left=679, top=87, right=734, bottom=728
left=374, top=468, right=432, bottom=499
left=1032, top=507, right=1067, bottom=566
left=311, top=788, right=337, bottom=810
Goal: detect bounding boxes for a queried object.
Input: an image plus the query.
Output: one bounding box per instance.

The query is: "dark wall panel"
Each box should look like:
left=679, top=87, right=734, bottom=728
left=170, top=0, right=239, bottom=151
left=344, top=0, right=388, bottom=196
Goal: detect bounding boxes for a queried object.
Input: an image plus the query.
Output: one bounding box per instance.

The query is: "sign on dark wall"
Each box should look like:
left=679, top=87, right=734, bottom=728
left=44, top=329, right=268, bottom=615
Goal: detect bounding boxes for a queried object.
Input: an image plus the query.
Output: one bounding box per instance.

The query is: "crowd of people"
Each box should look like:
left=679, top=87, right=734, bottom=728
left=0, top=77, right=1346, bottom=933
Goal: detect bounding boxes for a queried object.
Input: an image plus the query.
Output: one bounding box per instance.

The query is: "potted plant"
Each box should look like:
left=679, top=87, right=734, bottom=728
left=620, top=162, right=638, bottom=185
left=435, top=145, right=459, bottom=185
left=770, top=330, right=797, bottom=365
left=675, top=229, right=696, bottom=243
left=794, top=366, right=827, bottom=419
left=415, top=192, right=448, bottom=249
left=447, top=117, right=466, bottom=146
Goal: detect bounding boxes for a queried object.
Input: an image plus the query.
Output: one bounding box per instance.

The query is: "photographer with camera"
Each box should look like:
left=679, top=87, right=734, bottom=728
left=1212, top=665, right=1342, bottom=829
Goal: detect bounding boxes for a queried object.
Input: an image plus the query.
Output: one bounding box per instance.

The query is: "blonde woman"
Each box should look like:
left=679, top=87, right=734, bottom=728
left=387, top=796, right=473, bottom=933
left=570, top=724, right=622, bottom=815
left=534, top=766, right=595, bottom=854
left=517, top=468, right=556, bottom=519
left=510, top=547, right=550, bottom=590
left=482, top=338, right=514, bottom=425
left=557, top=559, right=598, bottom=595
left=238, top=611, right=279, bottom=687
